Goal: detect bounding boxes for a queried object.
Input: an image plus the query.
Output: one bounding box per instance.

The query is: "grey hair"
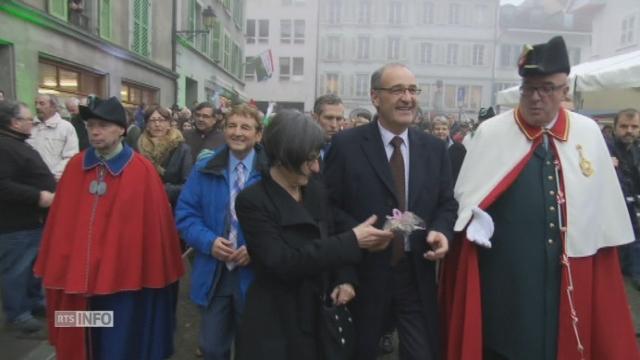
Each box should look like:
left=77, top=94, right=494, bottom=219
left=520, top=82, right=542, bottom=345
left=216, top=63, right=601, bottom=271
left=370, top=63, right=409, bottom=90
left=313, top=94, right=343, bottom=115
left=65, top=97, right=80, bottom=106
left=262, top=109, right=325, bottom=174
left=39, top=94, right=60, bottom=109
left=432, top=115, right=449, bottom=126
left=0, top=100, right=27, bottom=129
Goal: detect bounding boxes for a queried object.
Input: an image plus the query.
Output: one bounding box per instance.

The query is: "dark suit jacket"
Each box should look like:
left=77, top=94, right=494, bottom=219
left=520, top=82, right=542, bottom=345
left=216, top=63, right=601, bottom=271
left=235, top=175, right=361, bottom=360
left=323, top=120, right=458, bottom=358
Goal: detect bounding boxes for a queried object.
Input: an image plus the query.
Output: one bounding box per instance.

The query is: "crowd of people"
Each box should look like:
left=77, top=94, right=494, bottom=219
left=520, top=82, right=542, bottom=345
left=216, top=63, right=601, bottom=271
left=0, top=35, right=639, bottom=360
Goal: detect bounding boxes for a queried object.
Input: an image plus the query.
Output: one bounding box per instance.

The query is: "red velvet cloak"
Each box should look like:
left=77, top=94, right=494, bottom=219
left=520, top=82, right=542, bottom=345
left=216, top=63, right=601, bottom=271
left=440, top=110, right=639, bottom=360
left=34, top=148, right=184, bottom=359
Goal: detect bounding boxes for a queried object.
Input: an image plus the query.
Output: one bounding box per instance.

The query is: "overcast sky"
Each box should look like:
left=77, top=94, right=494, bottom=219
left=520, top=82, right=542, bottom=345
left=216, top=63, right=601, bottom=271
left=501, top=0, right=525, bottom=5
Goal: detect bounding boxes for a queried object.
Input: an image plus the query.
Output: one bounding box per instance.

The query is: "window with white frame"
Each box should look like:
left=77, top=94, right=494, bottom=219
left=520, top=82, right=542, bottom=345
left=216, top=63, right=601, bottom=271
left=358, top=1, right=371, bottom=24
left=245, top=56, right=256, bottom=81
left=621, top=15, right=636, bottom=46
left=388, top=37, right=400, bottom=60
left=279, top=57, right=290, bottom=80
left=280, top=19, right=292, bottom=44
left=420, top=42, right=433, bottom=64
left=447, top=44, right=458, bottom=65
left=449, top=3, right=461, bottom=25
left=325, top=73, right=339, bottom=94
left=423, top=2, right=434, bottom=25
left=246, top=19, right=256, bottom=44
left=469, top=85, right=482, bottom=109
left=500, top=44, right=520, bottom=67
left=474, top=5, right=489, bottom=26
left=357, top=36, right=370, bottom=60
left=568, top=47, right=581, bottom=66
left=472, top=44, right=485, bottom=66
left=258, top=20, right=269, bottom=44
left=328, top=0, right=341, bottom=24
left=327, top=36, right=340, bottom=60
left=389, top=2, right=402, bottom=25
left=292, top=57, right=304, bottom=77
left=355, top=74, right=369, bottom=97
left=294, top=20, right=305, bottom=44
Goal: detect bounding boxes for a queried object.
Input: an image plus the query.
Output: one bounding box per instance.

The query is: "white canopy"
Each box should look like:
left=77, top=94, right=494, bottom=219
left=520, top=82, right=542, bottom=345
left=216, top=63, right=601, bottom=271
left=497, top=50, right=640, bottom=107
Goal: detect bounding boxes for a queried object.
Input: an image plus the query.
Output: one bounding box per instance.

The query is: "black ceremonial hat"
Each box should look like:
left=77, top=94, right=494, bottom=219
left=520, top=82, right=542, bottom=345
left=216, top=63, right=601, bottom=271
left=478, top=107, right=495, bottom=122
left=518, top=36, right=570, bottom=77
left=79, top=96, right=127, bottom=130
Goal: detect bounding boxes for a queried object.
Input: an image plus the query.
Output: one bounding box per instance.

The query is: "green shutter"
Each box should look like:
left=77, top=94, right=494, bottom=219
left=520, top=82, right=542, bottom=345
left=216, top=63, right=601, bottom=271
left=211, top=21, right=222, bottom=62
left=132, top=0, right=151, bottom=57
left=100, top=0, right=112, bottom=40
left=48, top=0, right=68, bottom=20
left=188, top=0, right=196, bottom=44
left=224, top=33, right=231, bottom=70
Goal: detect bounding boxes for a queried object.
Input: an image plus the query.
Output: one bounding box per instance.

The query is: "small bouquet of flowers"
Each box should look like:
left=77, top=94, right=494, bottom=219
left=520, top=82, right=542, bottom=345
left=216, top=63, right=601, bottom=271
left=383, top=209, right=426, bottom=236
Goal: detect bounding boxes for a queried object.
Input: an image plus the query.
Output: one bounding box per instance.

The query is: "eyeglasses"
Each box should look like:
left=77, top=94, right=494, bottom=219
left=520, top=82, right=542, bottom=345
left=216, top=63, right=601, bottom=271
left=194, top=112, right=214, bottom=119
left=374, top=86, right=422, bottom=96
left=148, top=118, right=169, bottom=124
left=519, top=83, right=566, bottom=97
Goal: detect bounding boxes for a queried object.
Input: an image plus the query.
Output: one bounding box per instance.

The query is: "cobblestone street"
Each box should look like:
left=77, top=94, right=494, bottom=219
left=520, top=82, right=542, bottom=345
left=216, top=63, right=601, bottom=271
left=2, top=260, right=639, bottom=360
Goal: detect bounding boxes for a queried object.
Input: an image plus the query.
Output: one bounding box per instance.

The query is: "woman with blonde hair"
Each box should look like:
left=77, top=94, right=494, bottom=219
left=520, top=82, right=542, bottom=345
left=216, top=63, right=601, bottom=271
left=138, top=105, right=193, bottom=208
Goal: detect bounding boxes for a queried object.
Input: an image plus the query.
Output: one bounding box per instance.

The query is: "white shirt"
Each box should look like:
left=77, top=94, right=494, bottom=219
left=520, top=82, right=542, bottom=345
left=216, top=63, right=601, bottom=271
left=28, top=113, right=79, bottom=180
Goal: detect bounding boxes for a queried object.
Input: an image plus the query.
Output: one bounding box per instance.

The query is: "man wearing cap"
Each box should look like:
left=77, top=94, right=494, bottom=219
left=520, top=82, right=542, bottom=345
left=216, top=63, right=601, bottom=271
left=34, top=96, right=184, bottom=360
left=441, top=36, right=639, bottom=360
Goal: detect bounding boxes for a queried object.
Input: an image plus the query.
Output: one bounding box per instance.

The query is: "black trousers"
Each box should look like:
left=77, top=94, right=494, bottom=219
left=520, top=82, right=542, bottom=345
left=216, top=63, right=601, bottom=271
left=356, top=256, right=433, bottom=360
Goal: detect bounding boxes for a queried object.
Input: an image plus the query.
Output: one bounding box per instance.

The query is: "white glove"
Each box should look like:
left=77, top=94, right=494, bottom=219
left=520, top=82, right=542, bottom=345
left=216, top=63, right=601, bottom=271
left=466, top=207, right=494, bottom=248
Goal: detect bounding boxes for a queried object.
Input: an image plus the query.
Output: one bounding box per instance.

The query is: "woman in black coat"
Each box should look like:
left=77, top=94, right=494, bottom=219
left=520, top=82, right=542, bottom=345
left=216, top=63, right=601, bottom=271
left=235, top=110, right=393, bottom=360
left=137, top=104, right=193, bottom=208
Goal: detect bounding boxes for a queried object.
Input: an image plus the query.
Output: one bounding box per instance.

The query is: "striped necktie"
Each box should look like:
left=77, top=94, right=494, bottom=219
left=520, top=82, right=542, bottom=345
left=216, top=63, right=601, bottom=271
left=226, top=162, right=246, bottom=270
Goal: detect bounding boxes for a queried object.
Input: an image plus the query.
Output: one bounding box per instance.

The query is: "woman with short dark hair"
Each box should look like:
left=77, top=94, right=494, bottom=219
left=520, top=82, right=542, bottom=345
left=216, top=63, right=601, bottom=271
left=234, top=110, right=393, bottom=360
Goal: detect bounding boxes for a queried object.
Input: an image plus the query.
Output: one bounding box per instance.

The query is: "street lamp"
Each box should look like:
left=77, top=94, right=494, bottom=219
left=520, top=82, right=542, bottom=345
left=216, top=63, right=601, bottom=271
left=176, top=6, right=216, bottom=39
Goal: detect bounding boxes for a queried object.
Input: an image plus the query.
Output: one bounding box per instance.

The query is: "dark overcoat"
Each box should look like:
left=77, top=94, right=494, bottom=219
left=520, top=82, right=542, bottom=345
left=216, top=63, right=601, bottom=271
left=323, top=121, right=458, bottom=359
left=235, top=174, right=361, bottom=360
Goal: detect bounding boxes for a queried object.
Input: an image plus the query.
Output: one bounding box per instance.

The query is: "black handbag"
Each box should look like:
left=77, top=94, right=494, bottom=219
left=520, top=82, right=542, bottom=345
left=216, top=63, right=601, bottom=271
left=318, top=295, right=356, bottom=360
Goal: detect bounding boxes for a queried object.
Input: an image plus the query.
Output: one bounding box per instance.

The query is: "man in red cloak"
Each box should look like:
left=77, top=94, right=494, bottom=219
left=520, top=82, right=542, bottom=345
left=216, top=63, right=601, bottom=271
left=34, top=96, right=184, bottom=360
left=441, top=36, right=639, bottom=360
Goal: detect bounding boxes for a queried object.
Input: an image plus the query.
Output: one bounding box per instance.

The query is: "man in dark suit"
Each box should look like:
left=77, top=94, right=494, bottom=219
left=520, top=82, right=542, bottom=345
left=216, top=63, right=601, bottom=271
left=324, top=63, right=458, bottom=360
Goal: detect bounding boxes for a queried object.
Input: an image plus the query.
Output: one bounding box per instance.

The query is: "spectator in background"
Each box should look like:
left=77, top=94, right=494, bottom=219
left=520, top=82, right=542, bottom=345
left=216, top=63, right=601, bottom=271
left=65, top=97, right=89, bottom=150
left=0, top=90, right=5, bottom=101
left=0, top=100, right=56, bottom=334
left=312, top=94, right=345, bottom=161
left=432, top=115, right=454, bottom=147
left=124, top=107, right=141, bottom=151
left=610, top=108, right=640, bottom=290
left=138, top=105, right=192, bottom=208
left=351, top=108, right=372, bottom=127
left=183, top=102, right=225, bottom=163
left=182, top=121, right=194, bottom=132
left=28, top=94, right=78, bottom=180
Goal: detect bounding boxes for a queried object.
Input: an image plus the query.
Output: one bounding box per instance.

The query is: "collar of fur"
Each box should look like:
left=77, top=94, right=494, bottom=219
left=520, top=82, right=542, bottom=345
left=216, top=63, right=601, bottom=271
left=138, top=128, right=184, bottom=176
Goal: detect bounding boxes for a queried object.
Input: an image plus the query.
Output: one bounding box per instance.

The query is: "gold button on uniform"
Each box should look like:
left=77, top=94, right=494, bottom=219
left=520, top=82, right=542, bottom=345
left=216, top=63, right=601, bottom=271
left=548, top=176, right=554, bottom=181
left=549, top=190, right=555, bottom=196
left=548, top=239, right=554, bottom=244
left=550, top=222, right=555, bottom=228
left=549, top=206, right=555, bottom=211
